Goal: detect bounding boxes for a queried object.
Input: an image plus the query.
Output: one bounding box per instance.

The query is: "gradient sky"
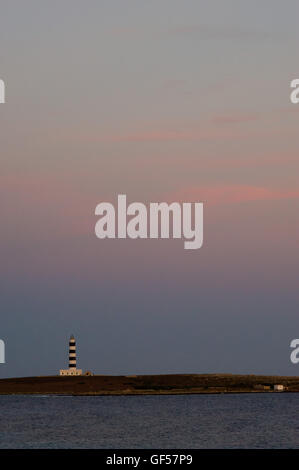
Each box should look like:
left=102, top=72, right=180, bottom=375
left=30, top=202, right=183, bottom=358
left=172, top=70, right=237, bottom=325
left=1, top=0, right=299, bottom=377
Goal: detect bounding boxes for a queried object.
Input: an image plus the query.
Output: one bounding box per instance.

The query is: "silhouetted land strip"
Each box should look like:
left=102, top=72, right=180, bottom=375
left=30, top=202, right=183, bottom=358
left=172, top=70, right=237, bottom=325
left=0, top=374, right=299, bottom=395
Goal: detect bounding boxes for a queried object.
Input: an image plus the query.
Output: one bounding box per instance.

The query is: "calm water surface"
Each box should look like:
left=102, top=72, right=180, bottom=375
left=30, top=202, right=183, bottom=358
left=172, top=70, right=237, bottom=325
left=0, top=394, right=298, bottom=448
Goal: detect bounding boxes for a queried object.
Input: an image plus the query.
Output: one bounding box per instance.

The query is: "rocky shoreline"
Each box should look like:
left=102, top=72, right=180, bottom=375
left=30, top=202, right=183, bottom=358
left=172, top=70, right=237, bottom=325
left=0, top=373, right=299, bottom=396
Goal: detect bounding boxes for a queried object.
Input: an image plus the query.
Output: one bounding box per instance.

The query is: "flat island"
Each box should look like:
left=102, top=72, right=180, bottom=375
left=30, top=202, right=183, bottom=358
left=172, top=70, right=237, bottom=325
left=0, top=374, right=299, bottom=395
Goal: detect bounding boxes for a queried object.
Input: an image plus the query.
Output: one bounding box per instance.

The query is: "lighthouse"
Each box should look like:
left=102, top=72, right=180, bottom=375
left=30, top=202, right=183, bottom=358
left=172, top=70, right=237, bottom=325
left=69, top=335, right=77, bottom=369
left=59, top=335, right=83, bottom=376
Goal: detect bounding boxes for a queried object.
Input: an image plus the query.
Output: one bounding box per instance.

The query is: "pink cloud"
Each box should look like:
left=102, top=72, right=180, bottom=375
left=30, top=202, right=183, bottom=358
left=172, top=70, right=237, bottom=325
left=75, top=127, right=244, bottom=143
left=167, top=25, right=276, bottom=41
left=212, top=113, right=259, bottom=124
left=165, top=185, right=299, bottom=205
left=129, top=151, right=299, bottom=173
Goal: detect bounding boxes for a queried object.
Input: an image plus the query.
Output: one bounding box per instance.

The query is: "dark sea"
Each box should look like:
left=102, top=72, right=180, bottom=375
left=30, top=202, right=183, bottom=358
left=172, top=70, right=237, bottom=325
left=0, top=394, right=298, bottom=448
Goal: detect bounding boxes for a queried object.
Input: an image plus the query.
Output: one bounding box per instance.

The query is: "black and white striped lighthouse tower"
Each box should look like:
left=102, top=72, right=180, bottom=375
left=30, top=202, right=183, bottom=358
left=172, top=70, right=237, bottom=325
left=59, top=334, right=83, bottom=375
left=69, top=334, right=77, bottom=369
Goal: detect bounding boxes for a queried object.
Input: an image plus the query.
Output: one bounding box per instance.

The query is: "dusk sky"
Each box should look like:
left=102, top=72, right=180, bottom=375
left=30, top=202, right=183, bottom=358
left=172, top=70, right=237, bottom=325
left=1, top=1, right=299, bottom=377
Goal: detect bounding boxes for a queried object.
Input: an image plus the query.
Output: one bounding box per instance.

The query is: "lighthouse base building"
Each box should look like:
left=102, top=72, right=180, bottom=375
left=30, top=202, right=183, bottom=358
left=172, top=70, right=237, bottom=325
left=60, top=369, right=82, bottom=376
left=59, top=334, right=83, bottom=376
